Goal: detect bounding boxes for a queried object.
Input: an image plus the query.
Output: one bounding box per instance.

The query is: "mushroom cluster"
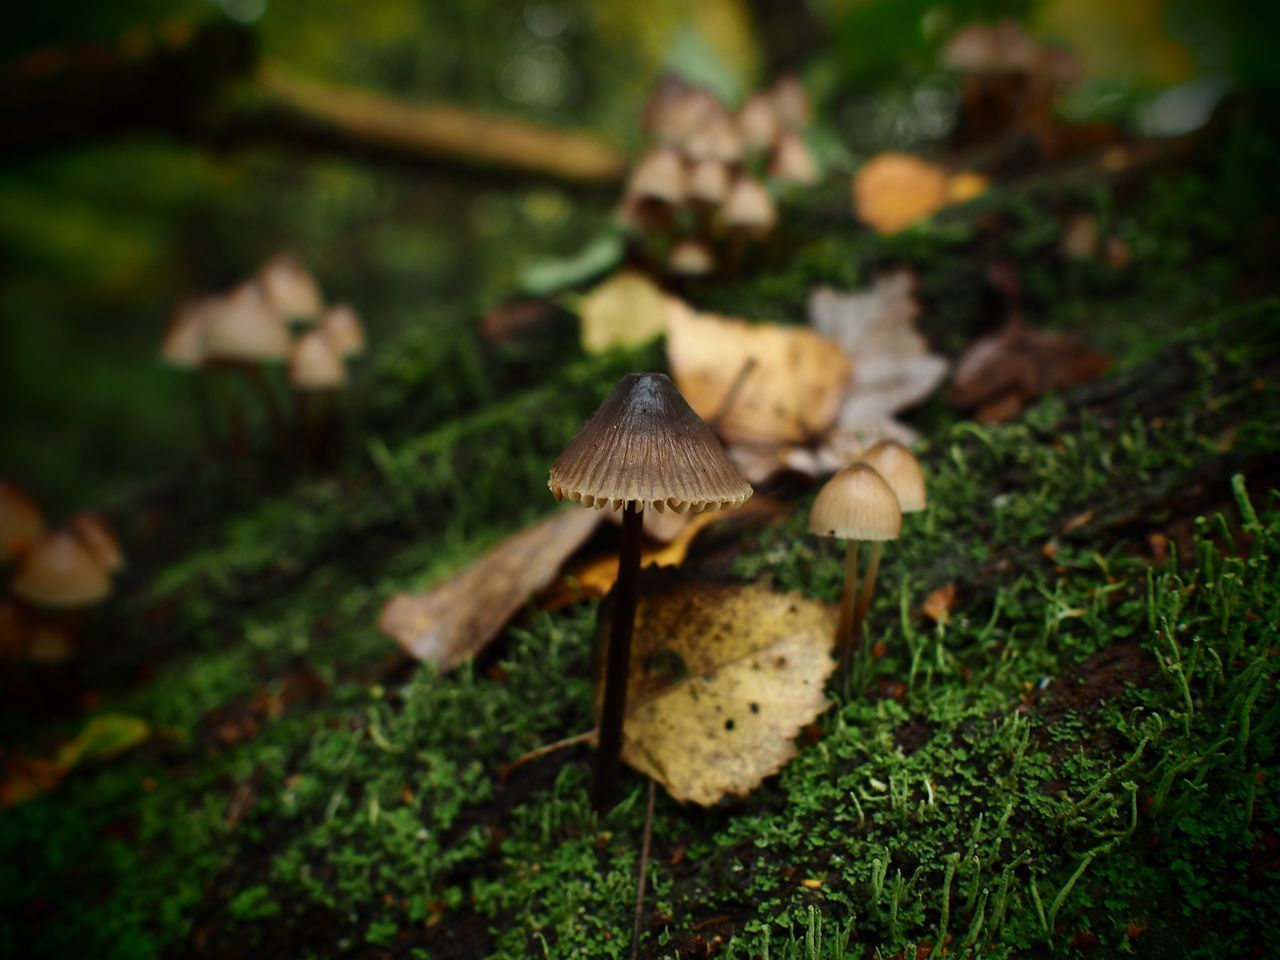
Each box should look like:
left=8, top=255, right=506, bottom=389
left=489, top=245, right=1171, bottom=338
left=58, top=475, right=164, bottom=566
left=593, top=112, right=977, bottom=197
left=619, top=74, right=819, bottom=278
left=1, top=480, right=124, bottom=665
left=808, top=440, right=926, bottom=668
left=160, top=253, right=367, bottom=460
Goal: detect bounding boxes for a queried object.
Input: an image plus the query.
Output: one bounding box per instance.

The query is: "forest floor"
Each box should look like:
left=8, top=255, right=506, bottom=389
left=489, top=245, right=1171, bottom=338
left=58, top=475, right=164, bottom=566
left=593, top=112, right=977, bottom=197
left=2, top=113, right=1279, bottom=960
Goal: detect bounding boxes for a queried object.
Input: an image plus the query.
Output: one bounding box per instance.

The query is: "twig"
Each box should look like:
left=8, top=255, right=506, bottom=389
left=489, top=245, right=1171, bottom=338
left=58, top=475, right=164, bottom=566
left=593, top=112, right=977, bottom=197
left=501, top=729, right=596, bottom=781
left=630, top=779, right=657, bottom=960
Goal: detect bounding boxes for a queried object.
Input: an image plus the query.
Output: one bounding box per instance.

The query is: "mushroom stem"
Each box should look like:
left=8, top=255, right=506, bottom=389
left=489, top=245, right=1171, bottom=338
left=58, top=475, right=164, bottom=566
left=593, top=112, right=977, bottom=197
left=243, top=363, right=289, bottom=450
left=595, top=500, right=643, bottom=811
left=853, top=541, right=884, bottom=645
left=835, top=539, right=859, bottom=667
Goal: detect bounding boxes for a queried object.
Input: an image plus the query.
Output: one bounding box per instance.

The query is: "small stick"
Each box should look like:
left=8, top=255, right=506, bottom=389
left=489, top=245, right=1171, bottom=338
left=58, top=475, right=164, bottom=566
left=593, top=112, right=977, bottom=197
left=836, top=539, right=859, bottom=668
left=501, top=730, right=596, bottom=781
left=630, top=779, right=657, bottom=960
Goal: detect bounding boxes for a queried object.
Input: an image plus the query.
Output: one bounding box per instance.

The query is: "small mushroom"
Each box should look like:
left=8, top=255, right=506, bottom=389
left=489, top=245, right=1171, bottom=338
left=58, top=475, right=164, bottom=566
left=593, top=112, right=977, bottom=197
left=319, top=304, right=367, bottom=359
left=769, top=130, right=819, bottom=185
left=11, top=528, right=112, bottom=609
left=685, top=110, right=743, bottom=165
left=722, top=176, right=778, bottom=237
left=736, top=92, right=781, bottom=152
left=258, top=253, right=324, bottom=324
left=853, top=440, right=925, bottom=628
left=807, top=463, right=901, bottom=665
left=160, top=297, right=215, bottom=370
left=550, top=373, right=752, bottom=809
left=289, top=329, right=347, bottom=466
left=0, top=480, right=44, bottom=566
left=688, top=158, right=731, bottom=207
left=667, top=238, right=715, bottom=278
left=620, top=147, right=687, bottom=233
left=769, top=74, right=812, bottom=129
left=68, top=512, right=125, bottom=575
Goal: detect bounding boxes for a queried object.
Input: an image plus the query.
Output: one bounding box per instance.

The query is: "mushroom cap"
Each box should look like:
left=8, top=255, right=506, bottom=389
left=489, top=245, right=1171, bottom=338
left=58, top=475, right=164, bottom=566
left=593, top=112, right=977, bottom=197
left=688, top=158, right=731, bottom=205
left=203, top=282, right=291, bottom=363
left=289, top=328, right=347, bottom=391
left=808, top=463, right=902, bottom=541
left=668, top=238, right=715, bottom=277
left=259, top=253, right=323, bottom=321
left=160, top=298, right=215, bottom=369
left=11, top=528, right=112, bottom=608
left=320, top=304, right=366, bottom=358
left=857, top=440, right=926, bottom=512
left=626, top=147, right=687, bottom=205
left=769, top=130, right=818, bottom=185
left=685, top=112, right=743, bottom=164
left=722, top=176, right=778, bottom=232
left=737, top=93, right=781, bottom=151
left=0, top=480, right=44, bottom=565
left=549, top=373, right=752, bottom=514
left=69, top=511, right=125, bottom=573
left=770, top=74, right=811, bottom=128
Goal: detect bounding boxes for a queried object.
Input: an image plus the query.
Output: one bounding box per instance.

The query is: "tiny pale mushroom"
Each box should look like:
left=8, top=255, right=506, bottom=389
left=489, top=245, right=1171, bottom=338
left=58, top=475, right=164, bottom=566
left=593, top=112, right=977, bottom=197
left=853, top=439, right=926, bottom=628
left=722, top=176, right=778, bottom=237
left=160, top=298, right=216, bottom=369
left=769, top=130, right=818, bottom=185
left=688, top=158, right=731, bottom=206
left=11, top=528, right=112, bottom=610
left=289, top=329, right=347, bottom=392
left=258, top=253, right=323, bottom=323
left=68, top=512, right=124, bottom=574
left=319, top=304, right=366, bottom=358
left=769, top=74, right=812, bottom=128
left=736, top=92, right=781, bottom=152
left=203, top=282, right=290, bottom=365
left=668, top=238, right=715, bottom=277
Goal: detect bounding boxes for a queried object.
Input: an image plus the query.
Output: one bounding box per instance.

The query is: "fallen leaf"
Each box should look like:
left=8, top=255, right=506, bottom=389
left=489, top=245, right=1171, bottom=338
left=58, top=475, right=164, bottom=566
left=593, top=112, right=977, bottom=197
left=617, top=578, right=836, bottom=805
left=852, top=154, right=987, bottom=234
left=576, top=269, right=670, bottom=354
left=1, top=713, right=150, bottom=806
left=379, top=509, right=602, bottom=668
left=950, top=321, right=1112, bottom=421
left=665, top=297, right=851, bottom=447
left=921, top=582, right=957, bottom=623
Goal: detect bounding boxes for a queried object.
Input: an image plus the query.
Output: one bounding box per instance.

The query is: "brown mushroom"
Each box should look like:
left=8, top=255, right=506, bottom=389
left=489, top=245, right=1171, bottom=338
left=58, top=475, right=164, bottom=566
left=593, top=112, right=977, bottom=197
left=550, top=373, right=751, bottom=808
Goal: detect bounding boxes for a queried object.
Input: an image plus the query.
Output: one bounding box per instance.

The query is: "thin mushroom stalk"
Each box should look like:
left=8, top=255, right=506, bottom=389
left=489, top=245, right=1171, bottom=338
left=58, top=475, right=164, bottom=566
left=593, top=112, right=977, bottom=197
left=853, top=541, right=884, bottom=648
left=596, top=501, right=643, bottom=811
left=835, top=539, right=859, bottom=666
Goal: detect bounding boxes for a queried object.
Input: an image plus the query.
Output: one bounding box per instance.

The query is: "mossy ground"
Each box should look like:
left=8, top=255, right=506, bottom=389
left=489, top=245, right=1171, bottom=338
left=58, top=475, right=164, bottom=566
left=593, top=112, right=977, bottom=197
left=2, top=120, right=1279, bottom=959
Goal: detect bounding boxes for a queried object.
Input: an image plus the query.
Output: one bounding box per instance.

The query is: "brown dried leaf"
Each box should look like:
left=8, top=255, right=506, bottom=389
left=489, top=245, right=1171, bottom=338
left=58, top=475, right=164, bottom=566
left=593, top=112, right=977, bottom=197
left=664, top=297, right=851, bottom=447
left=379, top=509, right=601, bottom=668
left=921, top=582, right=957, bottom=623
left=950, top=322, right=1112, bottom=422
left=576, top=269, right=669, bottom=354
left=619, top=579, right=835, bottom=806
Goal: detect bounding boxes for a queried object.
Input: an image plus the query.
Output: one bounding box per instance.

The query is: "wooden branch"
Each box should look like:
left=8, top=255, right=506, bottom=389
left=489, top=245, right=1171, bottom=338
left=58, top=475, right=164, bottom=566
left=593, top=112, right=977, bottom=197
left=0, top=21, right=626, bottom=190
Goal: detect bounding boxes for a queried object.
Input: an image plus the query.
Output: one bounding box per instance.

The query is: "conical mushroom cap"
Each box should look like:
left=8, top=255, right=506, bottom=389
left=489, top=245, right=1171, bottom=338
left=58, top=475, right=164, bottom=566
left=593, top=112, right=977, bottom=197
left=69, top=511, right=125, bottom=573
left=723, top=176, right=777, bottom=232
left=160, top=298, right=215, bottom=369
left=857, top=440, right=926, bottom=512
left=0, top=480, right=44, bottom=565
left=549, top=373, right=752, bottom=514
left=688, top=159, right=731, bottom=205
left=204, top=282, right=290, bottom=363
left=770, top=131, right=818, bottom=185
left=626, top=148, right=687, bottom=205
left=320, top=304, right=366, bottom=358
left=770, top=74, right=811, bottom=128
left=668, top=238, right=715, bottom=277
left=11, top=528, right=112, bottom=608
left=808, top=463, right=901, bottom=541
left=259, top=253, right=323, bottom=321
left=737, top=93, right=780, bottom=151
left=289, top=329, right=347, bottom=391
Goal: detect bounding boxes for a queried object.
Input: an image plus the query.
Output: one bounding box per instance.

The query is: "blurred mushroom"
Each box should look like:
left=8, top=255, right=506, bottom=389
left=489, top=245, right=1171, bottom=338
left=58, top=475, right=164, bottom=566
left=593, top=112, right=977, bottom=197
left=160, top=297, right=214, bottom=370
left=808, top=463, right=901, bottom=665
left=769, top=130, right=818, bottom=185
left=549, top=372, right=752, bottom=809
left=737, top=92, right=781, bottom=152
left=688, top=158, right=731, bottom=207
left=0, top=480, right=44, bottom=566
left=319, top=304, right=367, bottom=359
left=620, top=147, right=687, bottom=233
left=12, top=528, right=112, bottom=609
left=258, top=253, right=323, bottom=324
left=668, top=238, right=715, bottom=278
left=853, top=440, right=925, bottom=632
left=722, top=176, right=778, bottom=237
left=289, top=329, right=347, bottom=466
left=203, top=282, right=291, bottom=452
left=769, top=74, right=811, bottom=129
left=685, top=109, right=743, bottom=165
left=68, top=512, right=124, bottom=575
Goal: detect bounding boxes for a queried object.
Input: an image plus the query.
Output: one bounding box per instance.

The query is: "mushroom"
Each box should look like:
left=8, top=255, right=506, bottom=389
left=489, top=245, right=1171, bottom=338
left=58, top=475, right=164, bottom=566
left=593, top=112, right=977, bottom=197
left=668, top=238, right=715, bottom=278
left=769, top=74, right=812, bottom=129
left=11, top=528, right=112, bottom=609
left=621, top=147, right=687, bottom=233
left=549, top=373, right=752, bottom=808
left=319, top=304, right=366, bottom=359
left=289, top=329, right=348, bottom=465
left=737, top=92, right=781, bottom=152
left=685, top=110, right=743, bottom=165
left=688, top=158, right=731, bottom=207
left=203, top=281, right=292, bottom=451
left=769, top=130, right=819, bottom=185
left=258, top=253, right=324, bottom=324
left=68, top=512, right=125, bottom=575
left=1, top=480, right=44, bottom=566
left=160, top=297, right=215, bottom=370
left=853, top=440, right=925, bottom=629
left=722, top=176, right=778, bottom=237
left=807, top=463, right=901, bottom=665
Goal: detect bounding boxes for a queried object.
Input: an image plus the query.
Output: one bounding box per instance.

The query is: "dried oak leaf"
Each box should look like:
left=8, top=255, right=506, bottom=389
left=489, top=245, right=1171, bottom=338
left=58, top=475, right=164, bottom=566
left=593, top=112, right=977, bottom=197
left=379, top=509, right=601, bottom=668
left=950, top=322, right=1112, bottom=422
left=852, top=153, right=988, bottom=235
left=618, top=578, right=836, bottom=806
left=664, top=297, right=851, bottom=448
left=576, top=269, right=670, bottom=354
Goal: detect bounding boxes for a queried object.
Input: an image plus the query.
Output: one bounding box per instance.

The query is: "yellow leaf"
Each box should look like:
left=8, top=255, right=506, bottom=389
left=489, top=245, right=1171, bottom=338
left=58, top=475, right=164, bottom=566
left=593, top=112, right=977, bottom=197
left=665, top=298, right=851, bottom=446
left=576, top=270, right=670, bottom=354
left=852, top=154, right=986, bottom=235
left=618, top=579, right=836, bottom=805
left=54, top=714, right=150, bottom=770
